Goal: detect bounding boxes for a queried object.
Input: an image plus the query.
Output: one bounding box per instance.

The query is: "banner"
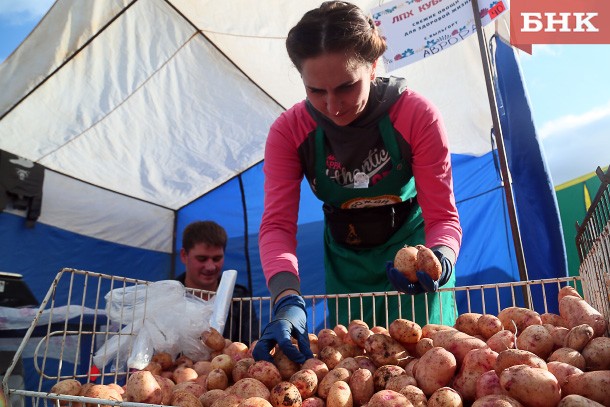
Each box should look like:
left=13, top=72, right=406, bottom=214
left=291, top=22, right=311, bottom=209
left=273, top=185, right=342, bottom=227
left=371, top=0, right=508, bottom=71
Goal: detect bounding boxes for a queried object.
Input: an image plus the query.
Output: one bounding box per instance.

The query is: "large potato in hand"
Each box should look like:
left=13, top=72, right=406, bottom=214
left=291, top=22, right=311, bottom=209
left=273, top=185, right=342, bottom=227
left=394, top=246, right=419, bottom=282
left=416, top=246, right=442, bottom=281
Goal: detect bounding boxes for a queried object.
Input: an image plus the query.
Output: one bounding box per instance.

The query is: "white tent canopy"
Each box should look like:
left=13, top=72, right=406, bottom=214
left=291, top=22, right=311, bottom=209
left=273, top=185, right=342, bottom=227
left=0, top=0, right=507, bottom=254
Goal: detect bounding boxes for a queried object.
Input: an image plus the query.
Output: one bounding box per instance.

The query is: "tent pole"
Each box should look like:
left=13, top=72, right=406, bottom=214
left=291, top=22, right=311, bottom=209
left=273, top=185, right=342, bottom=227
left=470, top=0, right=530, bottom=303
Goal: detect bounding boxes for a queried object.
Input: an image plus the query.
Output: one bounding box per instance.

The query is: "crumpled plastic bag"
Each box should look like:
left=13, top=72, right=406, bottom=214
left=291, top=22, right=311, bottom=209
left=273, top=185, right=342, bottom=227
left=93, top=280, right=215, bottom=371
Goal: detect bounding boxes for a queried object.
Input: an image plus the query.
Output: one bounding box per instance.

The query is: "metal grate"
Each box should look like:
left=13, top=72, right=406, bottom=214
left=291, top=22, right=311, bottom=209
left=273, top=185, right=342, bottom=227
left=575, top=165, right=610, bottom=335
left=2, top=268, right=585, bottom=407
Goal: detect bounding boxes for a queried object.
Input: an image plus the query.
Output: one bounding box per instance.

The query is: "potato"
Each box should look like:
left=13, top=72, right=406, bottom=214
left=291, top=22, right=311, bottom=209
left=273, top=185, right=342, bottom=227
left=302, top=358, right=329, bottom=381
left=154, top=374, right=175, bottom=405
left=477, top=314, right=503, bottom=339
left=172, top=389, right=203, bottom=407
left=452, top=347, right=498, bottom=402
left=223, top=341, right=249, bottom=361
left=494, top=349, right=547, bottom=375
left=232, top=357, right=255, bottom=382
left=206, top=368, right=229, bottom=390
left=364, top=333, right=409, bottom=367
left=318, top=367, right=350, bottom=399
left=354, top=355, right=377, bottom=374
left=421, top=324, right=456, bottom=339
left=173, top=382, right=206, bottom=398
left=326, top=380, right=353, bottom=407
left=404, top=358, right=418, bottom=377
left=394, top=246, right=419, bottom=282
left=499, top=364, right=561, bottom=407
left=545, top=324, right=570, bottom=350
left=202, top=328, right=226, bottom=351
left=398, top=385, right=427, bottom=407
left=486, top=329, right=516, bottom=353
left=289, top=368, right=318, bottom=399
left=319, top=328, right=343, bottom=349
left=558, top=285, right=582, bottom=301
left=472, top=394, right=524, bottom=407
left=174, top=365, right=199, bottom=383
left=475, top=370, right=503, bottom=399
left=428, top=387, right=462, bottom=407
left=564, top=324, right=595, bottom=352
left=431, top=329, right=488, bottom=367
left=541, top=312, right=568, bottom=328
left=582, top=337, right=610, bottom=371
left=454, top=313, right=482, bottom=336
left=274, top=349, right=301, bottom=379
left=194, top=360, right=213, bottom=376
left=385, top=375, right=416, bottom=393
left=50, top=379, right=81, bottom=396
left=547, top=361, right=583, bottom=386
left=152, top=351, right=174, bottom=370
left=516, top=324, right=554, bottom=359
left=210, top=394, right=241, bottom=407
left=228, top=378, right=271, bottom=400
left=125, top=370, right=163, bottom=404
left=416, top=246, right=442, bottom=281
left=199, top=389, right=226, bottom=407
left=367, top=389, right=413, bottom=407
left=497, top=307, right=542, bottom=333
left=559, top=296, right=608, bottom=338
left=175, top=355, right=195, bottom=368
left=349, top=368, right=374, bottom=406
left=143, top=361, right=163, bottom=376
left=238, top=397, right=273, bottom=407
left=247, top=360, right=283, bottom=390
left=558, top=395, right=605, bottom=407
left=319, top=346, right=344, bottom=370
left=270, top=381, right=302, bottom=407
left=302, top=397, right=324, bottom=407
left=335, top=357, right=361, bottom=373
left=82, top=385, right=123, bottom=407
left=349, top=325, right=372, bottom=349
left=415, top=337, right=434, bottom=357
left=414, top=346, right=457, bottom=396
left=562, top=370, right=610, bottom=406
left=372, top=365, right=405, bottom=392
left=548, top=348, right=586, bottom=370
left=389, top=319, right=422, bottom=345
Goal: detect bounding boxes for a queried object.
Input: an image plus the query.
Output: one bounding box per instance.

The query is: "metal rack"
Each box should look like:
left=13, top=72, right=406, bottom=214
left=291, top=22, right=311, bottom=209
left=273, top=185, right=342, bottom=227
left=1, top=267, right=588, bottom=407
left=575, top=165, right=610, bottom=336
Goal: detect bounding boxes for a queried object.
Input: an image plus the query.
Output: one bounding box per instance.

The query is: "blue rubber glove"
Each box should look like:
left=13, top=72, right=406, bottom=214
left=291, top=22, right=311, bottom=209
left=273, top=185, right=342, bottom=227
left=252, top=294, right=314, bottom=364
left=386, top=249, right=453, bottom=294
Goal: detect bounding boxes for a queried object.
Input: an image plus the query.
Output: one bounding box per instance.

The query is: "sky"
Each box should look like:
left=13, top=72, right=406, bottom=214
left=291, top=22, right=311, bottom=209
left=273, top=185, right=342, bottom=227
left=1, top=1, right=609, bottom=187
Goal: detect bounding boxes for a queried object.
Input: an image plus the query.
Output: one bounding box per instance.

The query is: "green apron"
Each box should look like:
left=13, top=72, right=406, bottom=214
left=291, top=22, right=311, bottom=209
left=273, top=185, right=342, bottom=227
left=313, top=116, right=456, bottom=328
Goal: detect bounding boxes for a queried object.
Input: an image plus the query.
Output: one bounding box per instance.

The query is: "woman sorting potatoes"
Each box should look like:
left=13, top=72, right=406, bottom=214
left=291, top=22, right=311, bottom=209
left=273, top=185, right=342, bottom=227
left=253, top=1, right=462, bottom=364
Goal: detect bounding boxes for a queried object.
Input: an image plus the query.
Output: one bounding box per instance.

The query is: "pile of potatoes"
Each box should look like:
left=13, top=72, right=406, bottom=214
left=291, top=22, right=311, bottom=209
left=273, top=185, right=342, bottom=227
left=49, top=285, right=610, bottom=407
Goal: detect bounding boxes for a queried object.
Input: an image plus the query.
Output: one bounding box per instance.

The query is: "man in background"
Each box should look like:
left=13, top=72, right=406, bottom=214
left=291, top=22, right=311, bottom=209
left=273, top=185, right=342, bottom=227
left=176, top=220, right=259, bottom=345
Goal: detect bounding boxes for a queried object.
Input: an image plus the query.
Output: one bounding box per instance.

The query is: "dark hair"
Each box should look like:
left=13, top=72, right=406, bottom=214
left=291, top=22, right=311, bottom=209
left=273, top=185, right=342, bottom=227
left=182, top=221, right=227, bottom=252
left=286, top=1, right=387, bottom=71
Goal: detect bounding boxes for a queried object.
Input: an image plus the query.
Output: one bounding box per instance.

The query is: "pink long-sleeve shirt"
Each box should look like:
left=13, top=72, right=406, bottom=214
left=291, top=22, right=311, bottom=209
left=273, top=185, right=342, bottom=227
left=259, top=86, right=462, bottom=288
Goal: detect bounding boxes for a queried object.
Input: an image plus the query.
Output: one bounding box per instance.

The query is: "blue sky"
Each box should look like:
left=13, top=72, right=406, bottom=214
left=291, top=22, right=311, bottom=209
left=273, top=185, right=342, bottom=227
left=1, top=1, right=609, bottom=186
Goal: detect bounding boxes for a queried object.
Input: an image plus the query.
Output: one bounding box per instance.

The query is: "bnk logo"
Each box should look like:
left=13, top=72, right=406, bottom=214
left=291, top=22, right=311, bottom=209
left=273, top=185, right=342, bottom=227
left=510, top=0, right=610, bottom=53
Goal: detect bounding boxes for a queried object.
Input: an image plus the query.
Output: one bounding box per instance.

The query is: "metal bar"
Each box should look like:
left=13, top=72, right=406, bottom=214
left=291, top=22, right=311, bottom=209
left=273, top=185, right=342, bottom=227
left=470, top=0, right=530, bottom=306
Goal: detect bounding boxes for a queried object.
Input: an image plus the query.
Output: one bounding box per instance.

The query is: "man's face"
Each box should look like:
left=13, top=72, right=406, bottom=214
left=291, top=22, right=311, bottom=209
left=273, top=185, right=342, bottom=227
left=180, top=242, right=225, bottom=291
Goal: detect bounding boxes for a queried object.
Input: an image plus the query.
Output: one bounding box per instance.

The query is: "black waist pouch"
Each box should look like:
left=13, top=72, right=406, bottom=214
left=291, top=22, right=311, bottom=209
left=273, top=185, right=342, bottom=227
left=323, top=198, right=415, bottom=249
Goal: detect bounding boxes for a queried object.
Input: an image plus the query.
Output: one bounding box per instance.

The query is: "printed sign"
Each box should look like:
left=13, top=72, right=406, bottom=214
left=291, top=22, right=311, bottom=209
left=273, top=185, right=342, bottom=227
left=371, top=0, right=507, bottom=71
left=510, top=0, right=610, bottom=54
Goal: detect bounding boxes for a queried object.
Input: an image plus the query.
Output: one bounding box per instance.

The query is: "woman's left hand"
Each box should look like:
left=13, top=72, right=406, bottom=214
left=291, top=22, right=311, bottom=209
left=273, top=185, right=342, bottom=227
left=386, top=249, right=453, bottom=294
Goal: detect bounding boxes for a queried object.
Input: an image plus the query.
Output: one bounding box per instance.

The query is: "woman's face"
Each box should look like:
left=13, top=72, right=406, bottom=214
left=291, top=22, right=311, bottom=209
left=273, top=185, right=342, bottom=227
left=301, top=52, right=375, bottom=126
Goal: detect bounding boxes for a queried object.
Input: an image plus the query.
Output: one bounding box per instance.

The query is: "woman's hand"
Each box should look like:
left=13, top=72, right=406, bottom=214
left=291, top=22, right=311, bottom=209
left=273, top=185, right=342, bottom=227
left=386, top=249, right=453, bottom=294
left=252, top=294, right=314, bottom=364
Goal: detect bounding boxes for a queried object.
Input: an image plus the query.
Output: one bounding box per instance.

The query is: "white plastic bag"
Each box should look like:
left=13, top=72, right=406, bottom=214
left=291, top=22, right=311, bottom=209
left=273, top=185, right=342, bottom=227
left=93, top=280, right=218, bottom=371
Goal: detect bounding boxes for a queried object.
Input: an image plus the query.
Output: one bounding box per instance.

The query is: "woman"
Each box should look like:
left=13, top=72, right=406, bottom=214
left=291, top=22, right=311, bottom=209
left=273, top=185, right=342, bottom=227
left=253, top=1, right=462, bottom=364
